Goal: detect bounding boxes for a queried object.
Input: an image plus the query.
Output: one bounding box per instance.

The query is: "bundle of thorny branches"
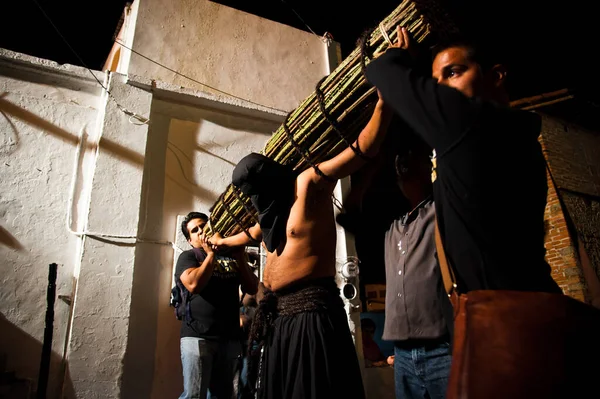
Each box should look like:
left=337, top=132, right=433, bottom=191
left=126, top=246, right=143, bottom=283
left=206, top=0, right=458, bottom=238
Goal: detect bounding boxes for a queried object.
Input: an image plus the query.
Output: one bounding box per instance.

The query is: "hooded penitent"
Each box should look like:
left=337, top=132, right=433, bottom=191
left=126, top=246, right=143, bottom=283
left=232, top=153, right=298, bottom=252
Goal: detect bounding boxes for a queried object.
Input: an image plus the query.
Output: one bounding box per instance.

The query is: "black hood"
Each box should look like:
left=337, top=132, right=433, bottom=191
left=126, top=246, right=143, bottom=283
left=232, top=153, right=297, bottom=252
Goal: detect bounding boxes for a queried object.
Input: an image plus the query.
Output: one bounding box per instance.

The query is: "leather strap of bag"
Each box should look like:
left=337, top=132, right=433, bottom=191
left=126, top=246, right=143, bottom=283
left=431, top=150, right=458, bottom=297
left=434, top=216, right=458, bottom=296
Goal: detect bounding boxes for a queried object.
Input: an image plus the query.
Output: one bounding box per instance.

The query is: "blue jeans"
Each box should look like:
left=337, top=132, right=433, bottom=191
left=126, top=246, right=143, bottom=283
left=394, top=340, right=451, bottom=399
left=179, top=337, right=241, bottom=399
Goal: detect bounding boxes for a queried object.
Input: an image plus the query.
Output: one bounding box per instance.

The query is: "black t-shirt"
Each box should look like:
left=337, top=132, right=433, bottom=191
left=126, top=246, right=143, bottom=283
left=367, top=49, right=561, bottom=294
left=174, top=248, right=241, bottom=340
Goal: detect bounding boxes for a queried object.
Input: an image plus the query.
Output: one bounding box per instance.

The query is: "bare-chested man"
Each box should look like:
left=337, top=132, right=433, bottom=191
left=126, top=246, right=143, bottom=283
left=209, top=94, right=393, bottom=399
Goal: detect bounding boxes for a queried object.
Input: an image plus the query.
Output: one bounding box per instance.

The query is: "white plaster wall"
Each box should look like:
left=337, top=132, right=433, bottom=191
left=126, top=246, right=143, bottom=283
left=2, top=2, right=343, bottom=395
left=0, top=49, right=102, bottom=398
left=128, top=92, right=280, bottom=398
left=127, top=0, right=333, bottom=111
left=334, top=178, right=364, bottom=355
left=66, top=72, right=153, bottom=399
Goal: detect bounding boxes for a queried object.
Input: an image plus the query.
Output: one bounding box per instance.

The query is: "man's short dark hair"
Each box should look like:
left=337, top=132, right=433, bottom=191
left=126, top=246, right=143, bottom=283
left=181, top=212, right=208, bottom=241
left=391, top=131, right=431, bottom=163
left=431, top=36, right=506, bottom=73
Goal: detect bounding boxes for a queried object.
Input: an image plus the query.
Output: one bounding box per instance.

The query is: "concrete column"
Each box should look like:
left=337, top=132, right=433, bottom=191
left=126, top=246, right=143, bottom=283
left=66, top=72, right=152, bottom=398
left=333, top=177, right=365, bottom=370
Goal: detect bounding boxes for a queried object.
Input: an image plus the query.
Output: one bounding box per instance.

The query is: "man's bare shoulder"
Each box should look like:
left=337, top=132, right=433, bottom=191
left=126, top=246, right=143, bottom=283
left=297, top=167, right=316, bottom=184
left=289, top=167, right=335, bottom=224
left=296, top=166, right=336, bottom=192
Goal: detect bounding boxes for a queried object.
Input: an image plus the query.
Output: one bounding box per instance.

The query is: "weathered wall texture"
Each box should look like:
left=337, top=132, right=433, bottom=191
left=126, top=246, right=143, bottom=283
left=540, top=114, right=600, bottom=303
left=65, top=72, right=154, bottom=399
left=138, top=90, right=281, bottom=399
left=127, top=0, right=333, bottom=112
left=1, top=0, right=350, bottom=395
left=0, top=49, right=102, bottom=398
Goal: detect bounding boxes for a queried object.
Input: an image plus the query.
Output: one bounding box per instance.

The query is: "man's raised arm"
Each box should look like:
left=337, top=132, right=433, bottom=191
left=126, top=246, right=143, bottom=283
left=315, top=95, right=393, bottom=183
left=209, top=222, right=262, bottom=251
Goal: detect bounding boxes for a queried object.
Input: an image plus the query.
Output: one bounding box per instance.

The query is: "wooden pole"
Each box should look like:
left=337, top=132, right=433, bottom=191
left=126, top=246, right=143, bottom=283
left=510, top=88, right=572, bottom=109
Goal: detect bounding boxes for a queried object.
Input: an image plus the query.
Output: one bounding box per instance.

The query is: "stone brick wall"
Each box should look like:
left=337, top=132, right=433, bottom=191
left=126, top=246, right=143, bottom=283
left=542, top=172, right=586, bottom=300
left=540, top=114, right=600, bottom=304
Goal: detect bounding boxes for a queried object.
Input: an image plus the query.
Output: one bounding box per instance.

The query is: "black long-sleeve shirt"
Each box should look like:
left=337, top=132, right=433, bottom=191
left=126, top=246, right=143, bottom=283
left=367, top=49, right=561, bottom=294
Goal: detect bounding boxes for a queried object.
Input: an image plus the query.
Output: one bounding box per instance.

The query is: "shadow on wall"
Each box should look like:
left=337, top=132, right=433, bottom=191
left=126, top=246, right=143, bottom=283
left=121, top=101, right=184, bottom=398
left=1, top=92, right=221, bottom=208
left=1, top=91, right=279, bottom=211
left=120, top=240, right=166, bottom=399
left=0, top=95, right=145, bottom=168
left=119, top=96, right=280, bottom=397
left=155, top=96, right=281, bottom=136
left=0, top=312, right=75, bottom=399
left=161, top=101, right=279, bottom=205
left=0, top=224, right=24, bottom=251
left=166, top=141, right=220, bottom=204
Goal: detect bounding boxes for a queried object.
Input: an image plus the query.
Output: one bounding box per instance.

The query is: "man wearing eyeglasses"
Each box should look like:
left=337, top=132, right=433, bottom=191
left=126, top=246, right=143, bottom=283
left=174, top=211, right=258, bottom=399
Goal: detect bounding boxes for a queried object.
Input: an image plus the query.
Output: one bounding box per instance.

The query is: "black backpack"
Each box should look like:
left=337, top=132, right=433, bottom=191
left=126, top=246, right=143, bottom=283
left=170, top=279, right=192, bottom=324
left=170, top=248, right=209, bottom=324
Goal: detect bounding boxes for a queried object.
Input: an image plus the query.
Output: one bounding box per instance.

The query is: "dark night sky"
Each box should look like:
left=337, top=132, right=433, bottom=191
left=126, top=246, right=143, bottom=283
left=0, top=0, right=400, bottom=69
left=0, top=0, right=596, bottom=102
